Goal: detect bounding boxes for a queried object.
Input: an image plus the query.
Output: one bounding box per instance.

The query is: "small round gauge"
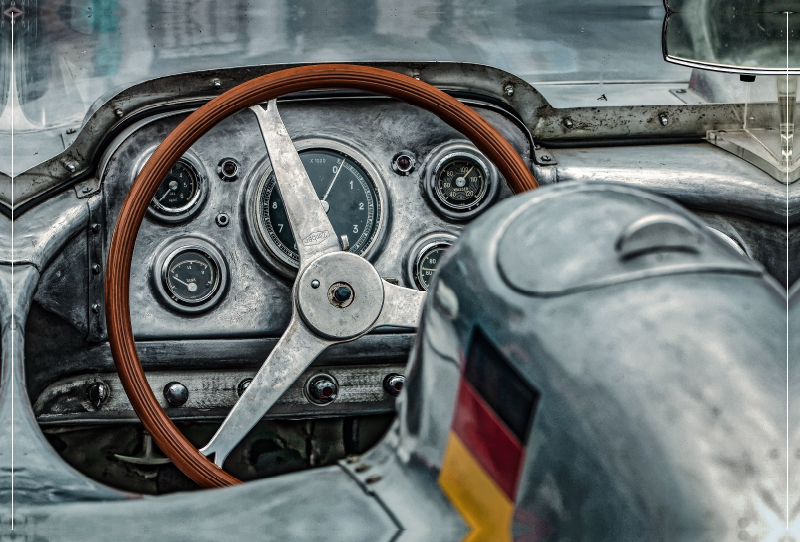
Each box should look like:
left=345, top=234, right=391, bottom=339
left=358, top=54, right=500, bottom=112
left=425, top=144, right=499, bottom=221
left=407, top=233, right=458, bottom=291
left=252, top=142, right=385, bottom=271
left=434, top=154, right=488, bottom=210
left=144, top=153, right=208, bottom=223
left=154, top=240, right=228, bottom=313
left=164, top=249, right=219, bottom=305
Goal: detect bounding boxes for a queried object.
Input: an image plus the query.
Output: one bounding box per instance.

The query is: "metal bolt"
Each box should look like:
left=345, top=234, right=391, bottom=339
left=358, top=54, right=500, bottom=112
left=66, top=162, right=76, bottom=172
left=504, top=84, right=514, bottom=97
left=81, top=185, right=92, bottom=193
left=215, top=213, right=230, bottom=227
left=383, top=374, right=405, bottom=397
left=311, top=279, right=320, bottom=289
left=541, top=154, right=551, bottom=162
left=91, top=303, right=100, bottom=314
left=163, top=382, right=189, bottom=406
left=90, top=223, right=100, bottom=234
left=212, top=79, right=222, bottom=88
left=114, top=108, right=123, bottom=118
left=354, top=464, right=371, bottom=473
left=659, top=114, right=669, bottom=126
left=66, top=127, right=77, bottom=134
left=676, top=89, right=686, bottom=94
left=307, top=374, right=338, bottom=405
left=237, top=378, right=252, bottom=397
left=333, top=285, right=352, bottom=303
left=365, top=476, right=382, bottom=484
left=92, top=264, right=101, bottom=274
left=564, top=119, right=574, bottom=129
left=86, top=382, right=109, bottom=409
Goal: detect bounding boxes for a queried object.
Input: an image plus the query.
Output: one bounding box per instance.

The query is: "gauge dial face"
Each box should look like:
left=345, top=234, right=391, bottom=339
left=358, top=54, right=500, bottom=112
left=259, top=148, right=381, bottom=267
left=415, top=243, right=451, bottom=291
left=151, top=159, right=201, bottom=214
left=434, top=155, right=488, bottom=210
left=164, top=249, right=220, bottom=305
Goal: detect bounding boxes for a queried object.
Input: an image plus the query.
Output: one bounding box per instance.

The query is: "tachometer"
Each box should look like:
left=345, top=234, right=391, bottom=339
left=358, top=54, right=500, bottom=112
left=250, top=141, right=386, bottom=273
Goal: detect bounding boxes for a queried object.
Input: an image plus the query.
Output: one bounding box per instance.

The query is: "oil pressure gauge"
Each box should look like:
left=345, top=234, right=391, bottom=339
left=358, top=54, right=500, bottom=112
left=407, top=233, right=458, bottom=291
left=425, top=143, right=499, bottom=220
left=153, top=238, right=228, bottom=313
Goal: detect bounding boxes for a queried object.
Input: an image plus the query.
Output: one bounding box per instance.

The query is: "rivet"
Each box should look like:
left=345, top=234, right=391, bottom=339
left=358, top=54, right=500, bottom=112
left=163, top=382, right=189, bottom=407
left=311, top=279, right=320, bottom=289
left=66, top=162, right=76, bottom=172
left=564, top=119, right=574, bottom=129
left=659, top=114, right=669, bottom=126
left=114, top=108, right=123, bottom=118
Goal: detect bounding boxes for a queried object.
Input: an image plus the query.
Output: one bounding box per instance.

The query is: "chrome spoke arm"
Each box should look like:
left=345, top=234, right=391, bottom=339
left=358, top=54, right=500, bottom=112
left=200, top=316, right=332, bottom=467
left=371, top=280, right=427, bottom=329
left=251, top=101, right=341, bottom=266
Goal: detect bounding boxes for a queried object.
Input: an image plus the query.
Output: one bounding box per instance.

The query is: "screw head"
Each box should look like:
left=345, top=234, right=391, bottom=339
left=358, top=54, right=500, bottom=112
left=114, top=108, right=123, bottom=118
left=504, top=84, right=514, bottom=97
left=212, top=79, right=222, bottom=88
left=66, top=163, right=77, bottom=172
left=564, top=119, right=574, bottom=129
left=676, top=89, right=686, bottom=94
left=163, top=382, right=189, bottom=406
left=333, top=285, right=352, bottom=303
left=659, top=114, right=669, bottom=126
left=541, top=154, right=551, bottom=162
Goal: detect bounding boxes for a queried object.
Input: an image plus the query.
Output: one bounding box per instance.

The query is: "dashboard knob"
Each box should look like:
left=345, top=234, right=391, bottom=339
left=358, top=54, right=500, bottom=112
left=163, top=382, right=189, bottom=407
left=306, top=374, right=338, bottom=405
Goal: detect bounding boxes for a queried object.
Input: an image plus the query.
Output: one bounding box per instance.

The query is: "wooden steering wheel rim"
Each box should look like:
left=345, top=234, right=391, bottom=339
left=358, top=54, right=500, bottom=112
left=105, top=64, right=538, bottom=489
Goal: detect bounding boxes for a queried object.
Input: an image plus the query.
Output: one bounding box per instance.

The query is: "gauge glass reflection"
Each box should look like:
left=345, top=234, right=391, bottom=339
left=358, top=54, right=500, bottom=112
left=259, top=148, right=381, bottom=267
left=151, top=159, right=201, bottom=214
left=164, top=249, right=220, bottom=305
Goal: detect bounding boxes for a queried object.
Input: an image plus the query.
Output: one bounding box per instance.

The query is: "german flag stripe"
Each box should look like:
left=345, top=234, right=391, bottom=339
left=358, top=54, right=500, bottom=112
left=439, top=432, right=515, bottom=542
left=452, top=378, right=524, bottom=501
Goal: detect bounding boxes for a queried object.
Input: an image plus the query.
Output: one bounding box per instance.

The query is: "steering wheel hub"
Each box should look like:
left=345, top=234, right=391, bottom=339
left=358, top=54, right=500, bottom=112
left=297, top=252, right=384, bottom=339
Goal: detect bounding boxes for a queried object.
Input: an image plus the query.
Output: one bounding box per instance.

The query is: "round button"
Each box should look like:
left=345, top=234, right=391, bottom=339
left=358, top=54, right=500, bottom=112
left=163, top=382, right=189, bottom=406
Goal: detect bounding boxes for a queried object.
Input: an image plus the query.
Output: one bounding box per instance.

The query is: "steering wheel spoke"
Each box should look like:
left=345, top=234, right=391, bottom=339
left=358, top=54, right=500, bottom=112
left=200, top=315, right=332, bottom=467
left=251, top=101, right=341, bottom=267
left=373, top=280, right=427, bottom=329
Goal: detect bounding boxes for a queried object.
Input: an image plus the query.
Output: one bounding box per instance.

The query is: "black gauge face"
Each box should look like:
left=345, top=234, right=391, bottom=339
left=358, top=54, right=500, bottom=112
left=164, top=249, right=220, bottom=305
left=415, top=243, right=451, bottom=291
left=259, top=148, right=381, bottom=266
left=434, top=155, right=488, bottom=210
left=151, top=160, right=201, bottom=213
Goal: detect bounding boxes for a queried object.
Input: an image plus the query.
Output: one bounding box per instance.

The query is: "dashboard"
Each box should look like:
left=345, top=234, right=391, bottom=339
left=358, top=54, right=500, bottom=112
left=10, top=62, right=789, bottom=494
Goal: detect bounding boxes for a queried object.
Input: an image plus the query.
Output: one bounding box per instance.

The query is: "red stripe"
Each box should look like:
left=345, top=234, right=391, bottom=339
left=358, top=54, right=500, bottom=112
left=451, top=379, right=525, bottom=500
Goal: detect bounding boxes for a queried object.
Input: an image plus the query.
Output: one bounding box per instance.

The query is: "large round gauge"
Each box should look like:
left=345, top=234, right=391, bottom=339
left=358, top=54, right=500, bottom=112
left=425, top=143, right=499, bottom=221
left=153, top=238, right=228, bottom=314
left=407, top=232, right=458, bottom=291
left=144, top=152, right=208, bottom=223
left=249, top=140, right=386, bottom=274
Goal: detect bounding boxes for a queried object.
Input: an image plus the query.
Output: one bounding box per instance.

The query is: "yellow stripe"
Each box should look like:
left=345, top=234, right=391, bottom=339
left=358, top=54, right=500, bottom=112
left=439, top=432, right=514, bottom=542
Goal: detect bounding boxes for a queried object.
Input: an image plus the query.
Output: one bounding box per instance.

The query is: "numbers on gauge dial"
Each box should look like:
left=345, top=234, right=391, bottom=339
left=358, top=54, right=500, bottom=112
left=165, top=249, right=219, bottom=305
left=151, top=160, right=200, bottom=212
left=415, top=243, right=451, bottom=291
left=260, top=149, right=380, bottom=266
left=435, top=155, right=488, bottom=210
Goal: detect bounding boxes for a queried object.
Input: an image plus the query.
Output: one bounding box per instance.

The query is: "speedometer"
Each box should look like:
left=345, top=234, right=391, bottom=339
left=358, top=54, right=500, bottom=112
left=249, top=140, right=386, bottom=274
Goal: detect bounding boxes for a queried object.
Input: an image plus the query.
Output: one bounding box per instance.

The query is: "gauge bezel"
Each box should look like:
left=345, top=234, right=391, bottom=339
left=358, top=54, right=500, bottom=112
left=406, top=232, right=458, bottom=291
left=136, top=147, right=209, bottom=223
left=424, top=142, right=500, bottom=221
left=152, top=237, right=229, bottom=314
left=245, top=138, right=388, bottom=278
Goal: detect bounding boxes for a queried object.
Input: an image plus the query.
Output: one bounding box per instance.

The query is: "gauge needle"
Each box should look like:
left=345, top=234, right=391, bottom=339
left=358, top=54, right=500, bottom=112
left=321, top=159, right=345, bottom=201
left=455, top=166, right=475, bottom=187
left=172, top=275, right=198, bottom=292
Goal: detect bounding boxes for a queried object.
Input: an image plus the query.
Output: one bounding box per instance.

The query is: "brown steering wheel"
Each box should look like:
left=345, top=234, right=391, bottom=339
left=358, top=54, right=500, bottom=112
left=106, top=64, right=538, bottom=488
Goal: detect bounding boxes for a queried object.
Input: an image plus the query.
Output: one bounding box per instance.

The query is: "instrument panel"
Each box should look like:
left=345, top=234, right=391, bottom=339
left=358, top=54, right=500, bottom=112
left=100, top=99, right=528, bottom=337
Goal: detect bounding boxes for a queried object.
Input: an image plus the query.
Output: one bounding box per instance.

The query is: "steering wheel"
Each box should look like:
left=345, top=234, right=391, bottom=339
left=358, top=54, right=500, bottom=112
left=106, top=64, right=538, bottom=488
